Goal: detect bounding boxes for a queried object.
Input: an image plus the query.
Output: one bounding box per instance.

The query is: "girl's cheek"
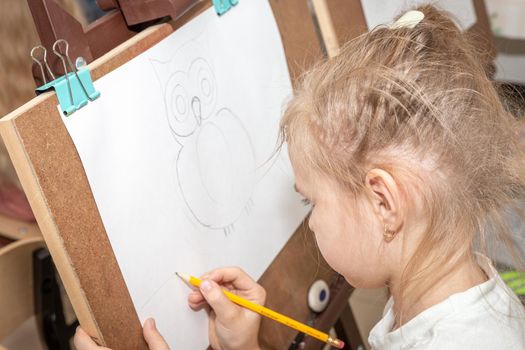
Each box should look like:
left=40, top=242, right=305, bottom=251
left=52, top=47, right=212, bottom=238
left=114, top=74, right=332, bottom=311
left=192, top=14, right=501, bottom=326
left=308, top=210, right=317, bottom=233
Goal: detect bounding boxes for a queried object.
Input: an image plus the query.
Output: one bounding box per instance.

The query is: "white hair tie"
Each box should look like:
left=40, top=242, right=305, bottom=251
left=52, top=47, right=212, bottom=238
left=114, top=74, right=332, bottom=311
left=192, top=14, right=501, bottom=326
left=389, top=10, right=425, bottom=29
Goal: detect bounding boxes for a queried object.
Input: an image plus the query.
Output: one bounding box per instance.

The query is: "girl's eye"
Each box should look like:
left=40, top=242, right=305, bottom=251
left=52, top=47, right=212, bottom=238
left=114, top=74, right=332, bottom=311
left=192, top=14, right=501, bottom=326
left=301, top=198, right=312, bottom=206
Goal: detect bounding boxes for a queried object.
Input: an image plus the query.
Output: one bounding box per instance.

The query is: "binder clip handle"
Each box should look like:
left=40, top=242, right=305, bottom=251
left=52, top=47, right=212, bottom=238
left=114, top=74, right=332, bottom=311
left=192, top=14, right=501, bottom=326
left=31, top=45, right=56, bottom=85
left=53, top=39, right=76, bottom=110
left=53, top=39, right=100, bottom=103
left=212, top=0, right=238, bottom=16
left=34, top=39, right=100, bottom=116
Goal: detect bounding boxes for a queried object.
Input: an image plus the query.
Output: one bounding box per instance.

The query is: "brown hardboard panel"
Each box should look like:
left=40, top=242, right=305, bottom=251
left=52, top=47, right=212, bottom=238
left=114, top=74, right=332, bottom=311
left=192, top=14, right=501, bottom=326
left=0, top=1, right=334, bottom=349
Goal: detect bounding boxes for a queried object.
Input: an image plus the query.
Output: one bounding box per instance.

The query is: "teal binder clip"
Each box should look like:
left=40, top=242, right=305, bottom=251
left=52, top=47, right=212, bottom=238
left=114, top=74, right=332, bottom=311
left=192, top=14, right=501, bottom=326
left=212, top=0, right=238, bottom=16
left=33, top=39, right=100, bottom=116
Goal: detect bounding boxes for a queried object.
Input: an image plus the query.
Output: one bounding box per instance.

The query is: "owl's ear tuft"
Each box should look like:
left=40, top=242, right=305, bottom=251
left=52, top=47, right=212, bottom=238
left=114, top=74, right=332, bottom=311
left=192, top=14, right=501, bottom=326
left=150, top=59, right=171, bottom=90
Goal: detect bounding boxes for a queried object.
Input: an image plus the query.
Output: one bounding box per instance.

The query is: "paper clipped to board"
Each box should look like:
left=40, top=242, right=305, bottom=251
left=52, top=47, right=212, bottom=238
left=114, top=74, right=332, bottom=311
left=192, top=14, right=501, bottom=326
left=60, top=0, right=310, bottom=348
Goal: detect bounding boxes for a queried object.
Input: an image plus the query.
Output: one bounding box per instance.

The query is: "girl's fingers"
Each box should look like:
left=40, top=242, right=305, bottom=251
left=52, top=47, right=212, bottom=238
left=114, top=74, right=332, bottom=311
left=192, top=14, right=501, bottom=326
left=188, top=300, right=208, bottom=311
left=143, top=318, right=170, bottom=350
left=200, top=267, right=266, bottom=304
left=198, top=280, right=242, bottom=324
left=188, top=290, right=204, bottom=303
left=188, top=290, right=209, bottom=311
left=73, top=328, right=111, bottom=350
left=204, top=267, right=255, bottom=289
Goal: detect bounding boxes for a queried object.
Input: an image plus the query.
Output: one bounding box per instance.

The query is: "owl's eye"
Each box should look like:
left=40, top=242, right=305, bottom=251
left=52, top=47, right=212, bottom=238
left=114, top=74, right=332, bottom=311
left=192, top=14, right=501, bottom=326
left=164, top=71, right=198, bottom=138
left=200, top=75, right=212, bottom=98
left=172, top=85, right=188, bottom=117
left=189, top=58, right=217, bottom=120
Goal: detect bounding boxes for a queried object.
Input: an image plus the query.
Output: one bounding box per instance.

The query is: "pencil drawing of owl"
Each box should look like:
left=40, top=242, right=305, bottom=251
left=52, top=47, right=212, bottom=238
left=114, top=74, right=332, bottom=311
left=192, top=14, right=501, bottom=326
left=151, top=41, right=255, bottom=233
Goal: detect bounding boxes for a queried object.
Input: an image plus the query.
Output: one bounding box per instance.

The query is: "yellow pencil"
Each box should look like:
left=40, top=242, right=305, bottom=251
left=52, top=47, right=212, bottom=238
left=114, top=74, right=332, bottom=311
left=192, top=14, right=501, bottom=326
left=176, top=272, right=345, bottom=349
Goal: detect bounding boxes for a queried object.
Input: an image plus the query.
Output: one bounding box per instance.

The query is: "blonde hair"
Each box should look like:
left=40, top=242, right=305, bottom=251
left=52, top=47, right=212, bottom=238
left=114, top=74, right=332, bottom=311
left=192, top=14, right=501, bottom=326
left=280, top=5, right=525, bottom=323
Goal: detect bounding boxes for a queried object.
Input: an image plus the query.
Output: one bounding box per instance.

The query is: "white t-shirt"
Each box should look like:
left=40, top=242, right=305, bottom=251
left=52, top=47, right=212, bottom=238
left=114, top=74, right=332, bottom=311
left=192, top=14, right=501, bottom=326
left=368, top=255, right=525, bottom=349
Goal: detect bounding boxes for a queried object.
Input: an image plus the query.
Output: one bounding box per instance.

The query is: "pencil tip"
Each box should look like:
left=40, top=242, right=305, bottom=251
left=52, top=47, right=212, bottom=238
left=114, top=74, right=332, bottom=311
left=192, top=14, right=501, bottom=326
left=176, top=272, right=190, bottom=282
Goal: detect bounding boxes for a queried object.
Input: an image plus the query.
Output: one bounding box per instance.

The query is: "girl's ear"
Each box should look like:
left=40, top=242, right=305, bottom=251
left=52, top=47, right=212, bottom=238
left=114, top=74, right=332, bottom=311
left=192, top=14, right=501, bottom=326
left=365, top=168, right=403, bottom=232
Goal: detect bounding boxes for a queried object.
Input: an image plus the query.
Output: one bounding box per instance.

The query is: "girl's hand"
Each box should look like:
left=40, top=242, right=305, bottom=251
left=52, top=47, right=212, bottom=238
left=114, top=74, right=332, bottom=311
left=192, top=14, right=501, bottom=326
left=73, top=318, right=169, bottom=350
left=188, top=267, right=266, bottom=350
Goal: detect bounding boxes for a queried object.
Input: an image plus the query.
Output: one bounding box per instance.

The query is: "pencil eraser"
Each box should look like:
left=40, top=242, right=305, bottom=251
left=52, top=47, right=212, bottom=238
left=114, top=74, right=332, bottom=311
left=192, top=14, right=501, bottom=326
left=334, top=339, right=345, bottom=349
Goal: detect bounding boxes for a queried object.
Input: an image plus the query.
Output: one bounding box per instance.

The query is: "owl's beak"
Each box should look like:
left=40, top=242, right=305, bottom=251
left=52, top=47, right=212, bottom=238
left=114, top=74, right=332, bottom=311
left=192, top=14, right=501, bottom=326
left=191, top=96, right=202, bottom=125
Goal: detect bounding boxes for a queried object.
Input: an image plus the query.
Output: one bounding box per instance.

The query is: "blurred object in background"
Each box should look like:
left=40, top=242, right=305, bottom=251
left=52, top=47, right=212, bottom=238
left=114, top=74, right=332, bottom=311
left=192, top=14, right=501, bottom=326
left=486, top=0, right=525, bottom=39
left=79, top=0, right=107, bottom=22
left=0, top=0, right=39, bottom=121
left=486, top=0, right=525, bottom=84
left=485, top=1, right=525, bottom=281
left=0, top=0, right=84, bottom=118
left=0, top=0, right=84, bottom=220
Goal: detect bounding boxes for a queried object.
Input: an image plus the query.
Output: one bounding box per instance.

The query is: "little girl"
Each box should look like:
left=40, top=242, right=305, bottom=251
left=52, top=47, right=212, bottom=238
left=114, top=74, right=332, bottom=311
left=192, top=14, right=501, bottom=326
left=75, top=5, right=525, bottom=350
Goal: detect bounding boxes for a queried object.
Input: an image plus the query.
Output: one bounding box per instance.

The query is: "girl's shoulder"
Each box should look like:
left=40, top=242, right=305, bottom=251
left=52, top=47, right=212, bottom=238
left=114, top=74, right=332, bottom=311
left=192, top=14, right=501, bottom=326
left=369, top=268, right=525, bottom=350
left=428, top=304, right=525, bottom=349
left=423, top=264, right=525, bottom=349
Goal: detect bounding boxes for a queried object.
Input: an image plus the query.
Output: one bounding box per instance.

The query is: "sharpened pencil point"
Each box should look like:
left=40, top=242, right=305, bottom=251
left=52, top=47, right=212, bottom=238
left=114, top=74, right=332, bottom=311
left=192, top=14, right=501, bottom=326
left=175, top=272, right=190, bottom=282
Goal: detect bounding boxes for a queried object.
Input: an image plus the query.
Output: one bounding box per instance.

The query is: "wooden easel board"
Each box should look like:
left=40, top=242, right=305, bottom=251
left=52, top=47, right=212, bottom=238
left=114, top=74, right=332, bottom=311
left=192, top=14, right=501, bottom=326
left=0, top=1, right=340, bottom=349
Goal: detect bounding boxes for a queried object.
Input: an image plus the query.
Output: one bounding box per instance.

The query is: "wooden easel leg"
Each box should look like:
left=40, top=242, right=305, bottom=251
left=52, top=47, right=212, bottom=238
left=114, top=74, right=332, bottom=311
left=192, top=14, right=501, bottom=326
left=333, top=303, right=365, bottom=350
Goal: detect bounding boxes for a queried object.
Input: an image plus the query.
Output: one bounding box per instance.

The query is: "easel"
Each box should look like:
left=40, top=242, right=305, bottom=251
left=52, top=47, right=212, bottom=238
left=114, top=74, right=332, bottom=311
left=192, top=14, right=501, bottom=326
left=0, top=1, right=495, bottom=349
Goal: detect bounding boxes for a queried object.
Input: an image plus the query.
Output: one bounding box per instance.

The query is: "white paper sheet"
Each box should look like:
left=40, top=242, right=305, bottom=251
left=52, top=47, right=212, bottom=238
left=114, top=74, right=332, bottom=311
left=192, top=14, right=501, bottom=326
left=61, top=1, right=309, bottom=348
left=361, top=0, right=477, bottom=31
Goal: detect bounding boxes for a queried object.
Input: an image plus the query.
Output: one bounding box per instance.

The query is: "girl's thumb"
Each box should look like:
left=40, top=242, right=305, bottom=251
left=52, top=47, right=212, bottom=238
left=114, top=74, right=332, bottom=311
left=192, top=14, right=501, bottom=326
left=200, top=280, right=238, bottom=322
left=143, top=318, right=170, bottom=350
